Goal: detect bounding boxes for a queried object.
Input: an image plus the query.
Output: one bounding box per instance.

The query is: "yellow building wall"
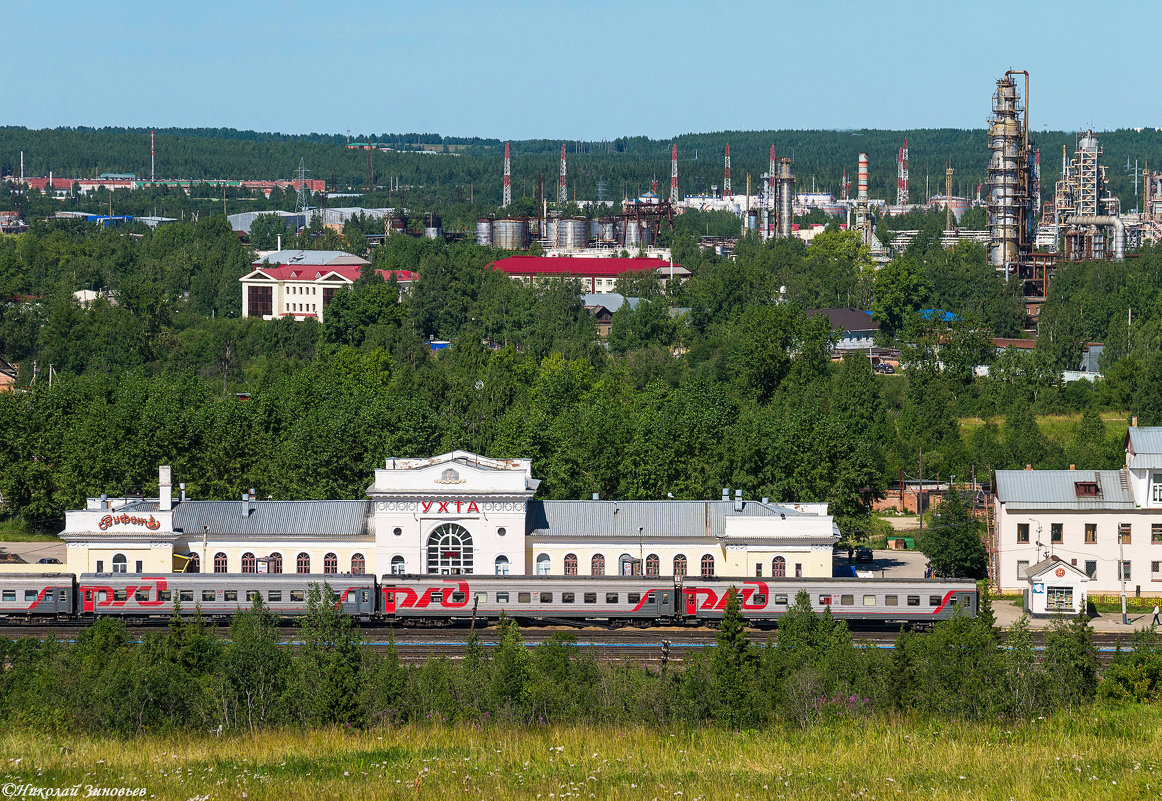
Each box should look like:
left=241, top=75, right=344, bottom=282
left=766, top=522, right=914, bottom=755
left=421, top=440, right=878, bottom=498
left=185, top=544, right=376, bottom=575
left=526, top=545, right=831, bottom=578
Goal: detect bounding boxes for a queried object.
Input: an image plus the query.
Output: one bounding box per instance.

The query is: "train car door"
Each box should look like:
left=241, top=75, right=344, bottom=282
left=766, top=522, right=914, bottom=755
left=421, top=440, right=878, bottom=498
left=684, top=588, right=698, bottom=616
left=381, top=586, right=396, bottom=615
left=657, top=589, right=674, bottom=617
left=82, top=588, right=95, bottom=614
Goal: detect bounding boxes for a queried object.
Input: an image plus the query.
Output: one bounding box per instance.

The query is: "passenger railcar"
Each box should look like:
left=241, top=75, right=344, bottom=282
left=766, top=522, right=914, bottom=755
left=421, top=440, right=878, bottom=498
left=0, top=574, right=76, bottom=620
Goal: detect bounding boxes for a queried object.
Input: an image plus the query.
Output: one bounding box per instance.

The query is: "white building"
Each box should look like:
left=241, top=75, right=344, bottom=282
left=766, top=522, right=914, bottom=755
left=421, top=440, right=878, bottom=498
left=993, top=425, right=1162, bottom=598
left=1023, top=556, right=1090, bottom=616
left=58, top=452, right=839, bottom=580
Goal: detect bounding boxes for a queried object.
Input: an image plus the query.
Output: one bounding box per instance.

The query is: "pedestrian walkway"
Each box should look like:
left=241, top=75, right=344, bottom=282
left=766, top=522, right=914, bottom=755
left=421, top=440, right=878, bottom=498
left=991, top=593, right=1157, bottom=632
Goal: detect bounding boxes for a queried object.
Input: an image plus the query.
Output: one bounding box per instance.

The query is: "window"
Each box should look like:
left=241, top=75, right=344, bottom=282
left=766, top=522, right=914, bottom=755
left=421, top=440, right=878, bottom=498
left=536, top=554, right=550, bottom=576
left=620, top=554, right=639, bottom=576
left=562, top=592, right=575, bottom=603
left=1086, top=524, right=1097, bottom=544
left=795, top=563, right=802, bottom=578
left=863, top=595, right=877, bottom=606
left=1119, top=524, right=1132, bottom=545
left=774, top=594, right=788, bottom=605
left=1119, top=561, right=1132, bottom=581
left=1153, top=524, right=1162, bottom=544
left=906, top=595, right=920, bottom=607
left=1046, top=586, right=1073, bottom=611
left=202, top=590, right=215, bottom=602
left=213, top=552, right=227, bottom=573
left=1, top=591, right=14, bottom=602
left=1017, top=523, right=1030, bottom=544
left=584, top=592, right=597, bottom=603
left=188, top=553, right=200, bottom=573
left=497, top=592, right=509, bottom=604
left=628, top=592, right=641, bottom=605
left=248, top=285, right=272, bottom=317
left=269, top=553, right=283, bottom=574
left=241, top=552, right=256, bottom=574
left=1152, top=561, right=1161, bottom=581
left=772, top=556, right=786, bottom=578
left=929, top=596, right=943, bottom=607
left=297, top=553, right=311, bottom=574
left=112, top=554, right=127, bottom=574
left=113, top=589, right=127, bottom=602
left=24, top=590, right=36, bottom=602
left=1085, top=560, right=1098, bottom=579
left=224, top=591, right=238, bottom=602
left=392, top=527, right=402, bottom=537
left=494, top=555, right=510, bottom=576
left=1016, top=560, right=1029, bottom=580
left=323, top=287, right=336, bottom=307
left=426, top=524, right=472, bottom=574
left=391, top=556, right=405, bottom=575
left=247, top=590, right=259, bottom=602
left=179, top=590, right=194, bottom=602
left=540, top=592, right=552, bottom=603
left=268, top=590, right=282, bottom=602
left=292, top=590, right=306, bottom=603
left=324, top=553, right=338, bottom=574
left=645, top=554, right=659, bottom=576
left=564, top=553, right=578, bottom=575
left=497, top=527, right=507, bottom=537
left=885, top=595, right=898, bottom=606
left=351, top=553, right=365, bottom=575
left=1154, top=474, right=1162, bottom=503
left=1051, top=523, right=1063, bottom=544
left=96, top=560, right=104, bottom=573
left=591, top=554, right=606, bottom=576
left=517, top=592, right=531, bottom=604
left=818, top=595, right=831, bottom=605
left=753, top=593, right=767, bottom=605
left=755, top=563, right=763, bottom=577
left=700, top=554, right=715, bottom=578
left=673, top=555, right=687, bottom=577
left=605, top=593, right=619, bottom=604
left=840, top=594, right=854, bottom=606
left=159, top=591, right=171, bottom=602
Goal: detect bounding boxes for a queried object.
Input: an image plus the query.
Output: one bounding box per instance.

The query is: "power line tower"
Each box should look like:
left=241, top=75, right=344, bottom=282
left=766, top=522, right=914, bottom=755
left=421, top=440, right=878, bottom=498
left=558, top=143, right=567, bottom=205
left=296, top=158, right=310, bottom=216
left=502, top=141, right=511, bottom=208
left=670, top=144, right=679, bottom=205
left=897, top=137, right=909, bottom=206
left=723, top=144, right=731, bottom=197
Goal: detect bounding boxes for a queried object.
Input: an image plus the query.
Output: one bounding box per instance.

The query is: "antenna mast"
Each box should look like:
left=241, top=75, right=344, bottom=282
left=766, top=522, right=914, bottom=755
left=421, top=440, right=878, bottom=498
left=295, top=157, right=310, bottom=216
left=502, top=141, right=511, bottom=208
left=723, top=144, right=731, bottom=197
left=151, top=130, right=155, bottom=183
left=670, top=144, right=679, bottom=205
left=558, top=143, right=567, bottom=205
left=897, top=137, right=909, bottom=206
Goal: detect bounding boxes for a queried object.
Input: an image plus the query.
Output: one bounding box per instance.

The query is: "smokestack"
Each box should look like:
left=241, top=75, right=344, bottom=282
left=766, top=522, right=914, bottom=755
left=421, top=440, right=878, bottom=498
left=734, top=489, right=743, bottom=512
left=179, top=482, right=187, bottom=503
left=778, top=158, right=794, bottom=238
left=858, top=153, right=868, bottom=201
left=159, top=465, right=172, bottom=511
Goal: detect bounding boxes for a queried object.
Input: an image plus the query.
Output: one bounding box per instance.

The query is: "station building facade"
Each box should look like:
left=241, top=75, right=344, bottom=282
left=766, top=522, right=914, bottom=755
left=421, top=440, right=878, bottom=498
left=60, top=453, right=839, bottom=579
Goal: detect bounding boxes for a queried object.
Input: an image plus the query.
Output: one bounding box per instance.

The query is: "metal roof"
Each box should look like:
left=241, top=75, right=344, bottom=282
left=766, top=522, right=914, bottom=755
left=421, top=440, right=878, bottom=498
left=1127, top=427, right=1162, bottom=458
left=257, top=250, right=369, bottom=267
left=994, top=469, right=1136, bottom=510
left=172, top=500, right=369, bottom=538
left=525, top=500, right=822, bottom=540
left=581, top=293, right=641, bottom=314
left=1025, top=556, right=1088, bottom=579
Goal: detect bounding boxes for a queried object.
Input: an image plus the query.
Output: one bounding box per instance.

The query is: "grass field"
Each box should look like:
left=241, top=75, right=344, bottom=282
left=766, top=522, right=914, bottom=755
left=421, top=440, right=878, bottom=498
left=959, top=411, right=1132, bottom=445
left=1, top=707, right=1159, bottom=800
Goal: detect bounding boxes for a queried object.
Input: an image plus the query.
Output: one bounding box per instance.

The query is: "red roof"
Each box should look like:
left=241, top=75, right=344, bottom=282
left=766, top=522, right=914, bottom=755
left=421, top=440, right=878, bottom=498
left=246, top=266, right=417, bottom=283
left=489, top=256, right=678, bottom=277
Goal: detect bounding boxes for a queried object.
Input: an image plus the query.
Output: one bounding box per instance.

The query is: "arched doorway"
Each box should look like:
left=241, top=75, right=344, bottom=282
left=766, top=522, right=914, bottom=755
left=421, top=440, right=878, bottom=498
left=427, top=523, right=473, bottom=574
left=772, top=556, right=786, bottom=578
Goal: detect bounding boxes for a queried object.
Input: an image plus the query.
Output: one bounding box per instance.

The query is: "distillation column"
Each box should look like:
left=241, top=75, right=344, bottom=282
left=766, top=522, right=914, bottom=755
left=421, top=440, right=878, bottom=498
left=986, top=71, right=1033, bottom=279
left=777, top=158, right=794, bottom=238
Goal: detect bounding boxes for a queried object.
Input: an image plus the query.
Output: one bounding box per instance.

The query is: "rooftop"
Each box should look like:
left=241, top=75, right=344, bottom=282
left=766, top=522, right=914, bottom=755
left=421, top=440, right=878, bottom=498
left=806, top=307, right=878, bottom=332
left=255, top=249, right=369, bottom=267
left=994, top=469, right=1136, bottom=510
left=489, top=256, right=681, bottom=278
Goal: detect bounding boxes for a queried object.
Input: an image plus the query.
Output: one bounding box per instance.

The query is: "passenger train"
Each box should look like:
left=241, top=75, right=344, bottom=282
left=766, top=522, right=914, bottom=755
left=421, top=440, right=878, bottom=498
left=0, top=573, right=978, bottom=628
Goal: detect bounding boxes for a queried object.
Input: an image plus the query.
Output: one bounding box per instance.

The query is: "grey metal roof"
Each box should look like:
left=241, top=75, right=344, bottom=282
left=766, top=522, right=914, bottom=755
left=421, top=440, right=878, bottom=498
left=525, top=500, right=815, bottom=539
left=581, top=293, right=641, bottom=314
left=1127, top=427, right=1162, bottom=458
left=1025, top=556, right=1088, bottom=579
left=994, top=469, right=1136, bottom=510
left=258, top=250, right=368, bottom=267
left=173, top=500, right=369, bottom=538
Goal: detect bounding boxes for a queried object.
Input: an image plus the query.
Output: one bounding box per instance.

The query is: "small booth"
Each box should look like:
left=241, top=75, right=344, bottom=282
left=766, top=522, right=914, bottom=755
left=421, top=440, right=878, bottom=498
left=1024, top=556, right=1089, bottom=617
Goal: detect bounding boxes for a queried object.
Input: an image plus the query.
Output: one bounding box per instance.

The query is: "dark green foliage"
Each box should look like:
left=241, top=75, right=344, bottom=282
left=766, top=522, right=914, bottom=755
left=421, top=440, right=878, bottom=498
left=918, top=489, right=988, bottom=579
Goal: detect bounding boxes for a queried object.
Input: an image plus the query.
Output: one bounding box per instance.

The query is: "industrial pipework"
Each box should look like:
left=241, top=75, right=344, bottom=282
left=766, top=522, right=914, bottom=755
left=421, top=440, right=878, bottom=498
left=986, top=70, right=1035, bottom=279
left=855, top=153, right=869, bottom=241
left=777, top=158, right=794, bottom=238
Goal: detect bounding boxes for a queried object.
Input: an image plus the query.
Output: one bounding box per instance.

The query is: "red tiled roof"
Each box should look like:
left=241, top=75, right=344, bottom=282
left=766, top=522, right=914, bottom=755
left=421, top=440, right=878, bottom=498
left=489, top=255, right=679, bottom=277
left=246, top=266, right=417, bottom=283
left=993, top=338, right=1036, bottom=349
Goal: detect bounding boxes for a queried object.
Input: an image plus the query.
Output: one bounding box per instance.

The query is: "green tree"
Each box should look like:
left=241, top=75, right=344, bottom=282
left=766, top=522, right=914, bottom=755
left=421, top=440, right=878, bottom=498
left=918, top=490, right=987, bottom=578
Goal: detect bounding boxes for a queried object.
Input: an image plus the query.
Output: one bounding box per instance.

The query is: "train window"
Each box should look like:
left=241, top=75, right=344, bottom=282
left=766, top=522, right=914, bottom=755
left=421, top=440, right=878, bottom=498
left=475, top=592, right=487, bottom=604
left=584, top=593, right=597, bottom=603
left=605, top=593, right=619, bottom=604
left=114, top=590, right=127, bottom=602
left=24, top=590, right=37, bottom=602
left=269, top=591, right=282, bottom=602
left=817, top=595, right=831, bottom=605
left=774, top=594, right=788, bottom=605
left=907, top=595, right=920, bottom=606
left=647, top=592, right=656, bottom=603
left=840, top=594, right=854, bottom=606
left=628, top=593, right=641, bottom=604
left=202, top=590, right=215, bottom=602
left=160, top=591, right=171, bottom=602
left=752, top=594, right=767, bottom=605
left=225, top=591, right=238, bottom=602
left=135, top=590, right=149, bottom=602
left=57, top=591, right=66, bottom=603
left=497, top=592, right=509, bottom=604
left=179, top=590, right=194, bottom=602
left=562, top=592, right=575, bottom=603
left=291, top=590, right=305, bottom=602
left=540, top=592, right=552, bottom=603
left=361, top=590, right=370, bottom=603
left=863, top=595, right=876, bottom=606
left=2, top=590, right=15, bottom=602
left=431, top=592, right=443, bottom=604
left=884, top=595, right=898, bottom=606
left=246, top=591, right=259, bottom=602
left=929, top=596, right=942, bottom=607
left=451, top=592, right=465, bottom=603
left=517, top=592, right=530, bottom=604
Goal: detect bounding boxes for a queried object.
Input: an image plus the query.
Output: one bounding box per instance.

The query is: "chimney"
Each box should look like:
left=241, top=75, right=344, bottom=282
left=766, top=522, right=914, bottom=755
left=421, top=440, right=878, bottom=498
left=242, top=493, right=251, bottom=518
left=1025, top=464, right=1033, bottom=470
left=179, top=482, right=186, bottom=503
left=1132, top=416, right=1138, bottom=427
left=761, top=497, right=769, bottom=505
left=249, top=488, right=256, bottom=502
left=1069, top=464, right=1076, bottom=471
left=734, top=489, right=743, bottom=512
left=99, top=493, right=108, bottom=511
left=721, top=488, right=730, bottom=502
left=592, top=492, right=600, bottom=500
left=159, top=465, right=172, bottom=511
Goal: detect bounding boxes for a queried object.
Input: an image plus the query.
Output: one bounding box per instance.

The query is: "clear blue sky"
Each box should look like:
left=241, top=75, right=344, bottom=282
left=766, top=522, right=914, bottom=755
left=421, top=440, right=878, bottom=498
left=9, top=0, right=1157, bottom=139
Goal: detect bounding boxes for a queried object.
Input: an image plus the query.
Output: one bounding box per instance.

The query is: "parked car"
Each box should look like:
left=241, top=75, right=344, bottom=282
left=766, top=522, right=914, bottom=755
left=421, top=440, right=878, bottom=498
left=37, top=558, right=61, bottom=565
left=854, top=548, right=874, bottom=562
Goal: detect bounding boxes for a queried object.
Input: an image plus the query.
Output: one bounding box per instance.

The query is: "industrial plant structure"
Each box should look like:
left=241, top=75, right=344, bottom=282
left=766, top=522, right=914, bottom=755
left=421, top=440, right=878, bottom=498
left=986, top=70, right=1037, bottom=281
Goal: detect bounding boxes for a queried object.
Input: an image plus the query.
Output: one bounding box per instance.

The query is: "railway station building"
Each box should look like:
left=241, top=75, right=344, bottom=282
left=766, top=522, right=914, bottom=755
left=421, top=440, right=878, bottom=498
left=58, top=452, right=839, bottom=579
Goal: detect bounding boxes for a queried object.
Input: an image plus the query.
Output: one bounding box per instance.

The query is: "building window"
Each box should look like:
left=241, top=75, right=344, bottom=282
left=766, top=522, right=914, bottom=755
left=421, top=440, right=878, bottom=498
left=1016, top=560, right=1029, bottom=580
left=536, top=554, right=550, bottom=576
left=241, top=552, right=256, bottom=574
left=248, top=285, right=272, bottom=317
left=1119, top=524, right=1132, bottom=545
left=324, top=553, right=338, bottom=574
left=1051, top=523, right=1063, bottom=544
left=1085, top=524, right=1097, bottom=544
left=392, top=527, right=402, bottom=537
left=322, top=287, right=336, bottom=307
left=187, top=553, right=200, bottom=573
left=1085, top=560, right=1097, bottom=579
left=1119, top=560, right=1132, bottom=581
left=1151, top=561, right=1161, bottom=581
left=564, top=553, right=578, bottom=576
left=391, top=556, right=406, bottom=575
left=1154, top=474, right=1162, bottom=502
left=755, top=563, right=763, bottom=577
left=214, top=552, right=228, bottom=573
left=495, top=555, right=510, bottom=576
left=619, top=554, right=638, bottom=576
left=267, top=553, right=282, bottom=574
left=1153, top=524, right=1162, bottom=544
left=772, top=556, right=786, bottom=578
left=351, top=553, right=366, bottom=575
left=426, top=524, right=473, bottom=574
left=297, top=552, right=310, bottom=573
left=591, top=554, right=605, bottom=576
left=700, top=554, right=715, bottom=578
left=1046, top=586, right=1073, bottom=611
left=645, top=554, right=659, bottom=576
left=112, top=554, right=127, bottom=574
left=673, top=554, right=687, bottom=577
left=795, top=563, right=802, bottom=578
left=1016, top=523, right=1029, bottom=543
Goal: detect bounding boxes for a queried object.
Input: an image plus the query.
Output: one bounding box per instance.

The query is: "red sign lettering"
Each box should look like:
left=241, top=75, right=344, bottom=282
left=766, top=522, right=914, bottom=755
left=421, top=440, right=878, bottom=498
left=98, top=513, right=161, bottom=531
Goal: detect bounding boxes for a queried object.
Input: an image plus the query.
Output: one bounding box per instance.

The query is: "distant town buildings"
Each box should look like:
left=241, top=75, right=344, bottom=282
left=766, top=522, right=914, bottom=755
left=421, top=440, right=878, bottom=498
left=488, top=256, right=688, bottom=294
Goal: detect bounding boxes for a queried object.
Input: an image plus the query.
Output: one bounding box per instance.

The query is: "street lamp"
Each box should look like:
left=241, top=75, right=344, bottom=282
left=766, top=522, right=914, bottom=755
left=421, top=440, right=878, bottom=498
left=1120, top=534, right=1128, bottom=625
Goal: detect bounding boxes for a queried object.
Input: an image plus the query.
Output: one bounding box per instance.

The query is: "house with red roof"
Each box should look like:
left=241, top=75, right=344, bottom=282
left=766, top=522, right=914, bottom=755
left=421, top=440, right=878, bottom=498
left=488, top=255, right=688, bottom=294
left=240, top=250, right=416, bottom=322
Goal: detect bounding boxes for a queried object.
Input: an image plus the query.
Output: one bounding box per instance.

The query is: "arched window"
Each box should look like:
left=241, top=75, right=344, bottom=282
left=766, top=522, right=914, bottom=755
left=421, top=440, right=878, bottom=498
left=645, top=554, right=660, bottom=576
left=591, top=553, right=606, bottom=576
left=535, top=554, right=550, bottom=576
left=351, top=553, right=366, bottom=575
left=112, top=554, right=127, bottom=574
left=426, top=524, right=473, bottom=574
left=700, top=554, right=715, bottom=578
left=241, top=552, right=256, bottom=574
left=323, top=553, right=338, bottom=574
left=390, top=555, right=406, bottom=575
left=619, top=554, right=637, bottom=576
left=214, top=552, right=228, bottom=574
left=673, top=554, right=687, bottom=577
left=269, top=553, right=283, bottom=574
left=772, top=556, right=786, bottom=578
left=495, top=555, right=510, bottom=576
left=187, top=553, right=200, bottom=574
left=563, top=553, right=578, bottom=575
left=296, top=552, right=310, bottom=574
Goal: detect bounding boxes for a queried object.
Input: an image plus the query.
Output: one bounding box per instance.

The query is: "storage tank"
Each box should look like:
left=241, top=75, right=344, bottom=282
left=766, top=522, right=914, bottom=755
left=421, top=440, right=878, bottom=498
left=638, top=222, right=654, bottom=246
left=388, top=217, right=407, bottom=235
left=544, top=215, right=559, bottom=246
left=557, top=217, right=589, bottom=250
left=619, top=219, right=640, bottom=247
left=492, top=218, right=529, bottom=250
left=597, top=217, right=617, bottom=242
left=528, top=217, right=541, bottom=238
left=424, top=214, right=442, bottom=240
left=475, top=219, right=493, bottom=247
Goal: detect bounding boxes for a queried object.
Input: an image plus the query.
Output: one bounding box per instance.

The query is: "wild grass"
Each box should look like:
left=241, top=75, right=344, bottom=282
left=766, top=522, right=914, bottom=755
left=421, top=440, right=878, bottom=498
left=0, top=517, right=59, bottom=542
left=959, top=411, right=1131, bottom=445
left=0, top=706, right=1159, bottom=800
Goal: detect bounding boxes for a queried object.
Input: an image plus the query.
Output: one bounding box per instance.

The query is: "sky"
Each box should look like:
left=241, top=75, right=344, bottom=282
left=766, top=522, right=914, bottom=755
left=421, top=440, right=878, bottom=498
left=8, top=0, right=1158, bottom=140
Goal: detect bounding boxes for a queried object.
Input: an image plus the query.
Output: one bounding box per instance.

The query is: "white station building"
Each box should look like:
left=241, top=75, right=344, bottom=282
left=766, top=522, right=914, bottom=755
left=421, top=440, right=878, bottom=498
left=58, top=452, right=840, bottom=580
